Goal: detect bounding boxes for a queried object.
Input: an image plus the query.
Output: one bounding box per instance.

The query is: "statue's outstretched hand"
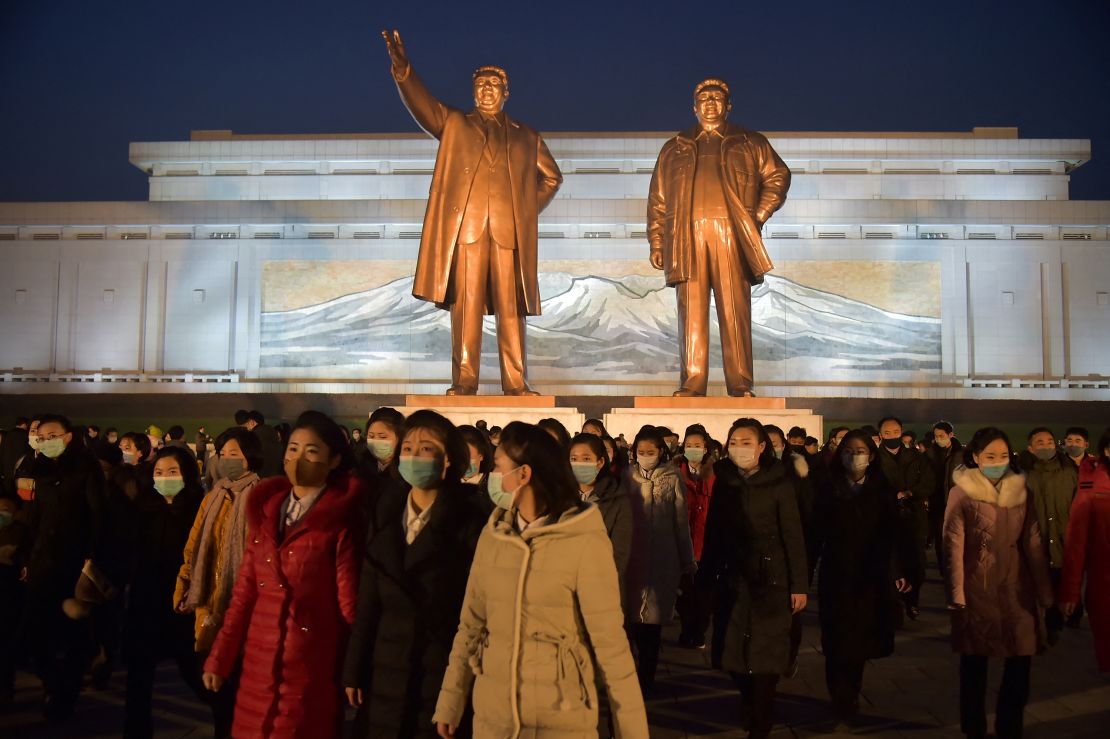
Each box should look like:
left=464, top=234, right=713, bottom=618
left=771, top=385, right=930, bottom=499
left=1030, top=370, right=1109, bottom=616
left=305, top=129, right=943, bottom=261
left=382, top=29, right=409, bottom=72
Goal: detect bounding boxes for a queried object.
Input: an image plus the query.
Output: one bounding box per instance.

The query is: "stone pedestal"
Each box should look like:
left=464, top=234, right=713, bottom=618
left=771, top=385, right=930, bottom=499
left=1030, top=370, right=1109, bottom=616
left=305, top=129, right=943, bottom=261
left=605, top=397, right=822, bottom=445
left=393, top=395, right=584, bottom=431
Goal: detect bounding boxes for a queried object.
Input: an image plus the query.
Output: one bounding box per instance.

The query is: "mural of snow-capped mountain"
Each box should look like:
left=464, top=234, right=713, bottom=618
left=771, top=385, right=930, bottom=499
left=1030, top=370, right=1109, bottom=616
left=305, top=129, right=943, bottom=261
left=259, top=272, right=940, bottom=378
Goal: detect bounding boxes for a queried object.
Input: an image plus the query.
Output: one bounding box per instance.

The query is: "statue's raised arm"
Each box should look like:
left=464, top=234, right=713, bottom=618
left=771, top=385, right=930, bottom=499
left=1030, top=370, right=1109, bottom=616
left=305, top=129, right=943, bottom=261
left=381, top=28, right=449, bottom=140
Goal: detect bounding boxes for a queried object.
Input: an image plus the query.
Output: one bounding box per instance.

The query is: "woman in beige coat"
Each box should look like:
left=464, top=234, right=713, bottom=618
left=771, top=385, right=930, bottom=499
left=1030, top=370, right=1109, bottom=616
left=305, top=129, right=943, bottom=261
left=434, top=422, right=648, bottom=739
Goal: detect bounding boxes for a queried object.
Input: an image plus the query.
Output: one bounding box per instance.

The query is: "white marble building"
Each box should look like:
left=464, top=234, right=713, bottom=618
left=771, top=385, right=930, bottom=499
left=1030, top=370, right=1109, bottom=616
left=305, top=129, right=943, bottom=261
left=1, top=127, right=1107, bottom=400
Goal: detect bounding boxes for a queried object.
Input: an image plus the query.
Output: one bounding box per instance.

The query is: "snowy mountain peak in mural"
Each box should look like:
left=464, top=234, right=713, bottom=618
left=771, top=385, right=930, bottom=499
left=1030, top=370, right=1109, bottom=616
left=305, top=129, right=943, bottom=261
left=260, top=272, right=940, bottom=378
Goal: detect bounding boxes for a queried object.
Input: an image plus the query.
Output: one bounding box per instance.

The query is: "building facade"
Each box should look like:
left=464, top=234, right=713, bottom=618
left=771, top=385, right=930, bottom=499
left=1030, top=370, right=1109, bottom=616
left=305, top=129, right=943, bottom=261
left=1, top=127, right=1107, bottom=400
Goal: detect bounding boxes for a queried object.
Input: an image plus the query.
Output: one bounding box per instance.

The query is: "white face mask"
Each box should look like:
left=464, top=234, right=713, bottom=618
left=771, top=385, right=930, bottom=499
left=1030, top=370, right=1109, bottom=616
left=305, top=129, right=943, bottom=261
left=841, top=452, right=871, bottom=472
left=637, top=454, right=659, bottom=472
left=728, top=446, right=758, bottom=468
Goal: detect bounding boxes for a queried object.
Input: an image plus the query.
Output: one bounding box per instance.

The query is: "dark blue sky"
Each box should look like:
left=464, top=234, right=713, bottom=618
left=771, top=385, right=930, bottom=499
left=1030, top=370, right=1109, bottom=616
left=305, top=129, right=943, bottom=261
left=1, top=0, right=1108, bottom=202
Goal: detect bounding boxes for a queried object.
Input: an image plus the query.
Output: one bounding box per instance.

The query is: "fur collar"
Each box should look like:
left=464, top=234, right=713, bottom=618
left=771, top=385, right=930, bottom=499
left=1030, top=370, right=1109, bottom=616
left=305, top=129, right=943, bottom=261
left=791, top=453, right=809, bottom=479
left=952, top=464, right=1027, bottom=508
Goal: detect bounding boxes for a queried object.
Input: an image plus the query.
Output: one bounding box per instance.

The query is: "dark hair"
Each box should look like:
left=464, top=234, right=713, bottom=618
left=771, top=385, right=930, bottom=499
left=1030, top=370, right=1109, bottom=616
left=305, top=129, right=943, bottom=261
left=499, top=422, right=582, bottom=520
left=582, top=418, right=608, bottom=436
left=861, top=425, right=880, bottom=438
left=248, top=410, right=265, bottom=426
left=726, top=418, right=776, bottom=469
left=37, top=414, right=73, bottom=434
left=1096, top=428, right=1110, bottom=465
left=933, top=421, right=954, bottom=435
left=290, top=411, right=353, bottom=479
left=15, top=416, right=30, bottom=427
left=366, top=406, right=405, bottom=437
left=901, top=430, right=917, bottom=442
left=537, top=418, right=572, bottom=450
left=401, top=410, right=469, bottom=487
left=827, top=429, right=882, bottom=478
left=459, top=424, right=495, bottom=474
left=632, top=426, right=670, bottom=463
left=234, top=409, right=250, bottom=425
left=764, top=424, right=785, bottom=444
left=121, top=431, right=152, bottom=460
left=489, top=425, right=503, bottom=435
left=1027, top=426, right=1055, bottom=442
left=94, top=441, right=123, bottom=466
left=105, top=426, right=118, bottom=437
left=657, top=426, right=677, bottom=438
left=475, top=419, right=488, bottom=430
left=786, top=426, right=807, bottom=440
left=1064, top=426, right=1089, bottom=441
left=683, top=424, right=709, bottom=445
left=805, top=436, right=818, bottom=446
left=151, top=446, right=204, bottom=500
left=877, top=416, right=903, bottom=432
left=214, top=426, right=264, bottom=473
left=962, top=427, right=1020, bottom=473
left=167, top=425, right=185, bottom=441
left=275, top=422, right=292, bottom=446
left=569, top=432, right=610, bottom=468
left=826, top=425, right=849, bottom=442
left=87, top=424, right=100, bottom=434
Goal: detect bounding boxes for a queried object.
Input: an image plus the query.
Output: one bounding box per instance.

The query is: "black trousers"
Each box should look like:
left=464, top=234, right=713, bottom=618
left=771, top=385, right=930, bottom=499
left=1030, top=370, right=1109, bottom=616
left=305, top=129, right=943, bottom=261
left=20, top=588, right=90, bottom=712
left=788, top=612, right=803, bottom=669
left=730, top=672, right=779, bottom=736
left=123, top=620, right=206, bottom=739
left=676, top=573, right=709, bottom=643
left=825, top=656, right=865, bottom=719
left=628, top=623, right=662, bottom=689
left=197, top=652, right=240, bottom=739
left=959, top=654, right=1031, bottom=739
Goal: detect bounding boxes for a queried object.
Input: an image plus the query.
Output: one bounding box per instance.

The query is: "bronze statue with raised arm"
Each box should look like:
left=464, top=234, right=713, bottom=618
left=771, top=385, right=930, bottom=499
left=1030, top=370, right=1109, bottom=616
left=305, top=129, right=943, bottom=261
left=647, top=79, right=791, bottom=397
left=382, top=30, right=563, bottom=396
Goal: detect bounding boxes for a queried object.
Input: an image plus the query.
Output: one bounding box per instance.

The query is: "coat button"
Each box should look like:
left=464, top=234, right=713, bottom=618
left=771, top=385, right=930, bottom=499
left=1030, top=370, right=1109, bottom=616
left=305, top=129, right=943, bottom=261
left=259, top=582, right=265, bottom=588
left=464, top=168, right=470, bottom=174
left=300, top=626, right=309, bottom=632
left=266, top=557, right=272, bottom=563
left=288, top=550, right=294, bottom=556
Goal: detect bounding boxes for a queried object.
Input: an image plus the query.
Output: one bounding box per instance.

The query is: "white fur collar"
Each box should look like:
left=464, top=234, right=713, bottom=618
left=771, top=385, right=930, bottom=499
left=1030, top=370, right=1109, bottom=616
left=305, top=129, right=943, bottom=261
left=791, top=453, right=809, bottom=479
left=952, top=464, right=1027, bottom=508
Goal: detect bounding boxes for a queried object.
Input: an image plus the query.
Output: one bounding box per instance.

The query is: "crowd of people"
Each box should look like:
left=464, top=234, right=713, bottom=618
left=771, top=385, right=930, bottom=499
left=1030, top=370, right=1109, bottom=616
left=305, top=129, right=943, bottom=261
left=0, top=408, right=1106, bottom=739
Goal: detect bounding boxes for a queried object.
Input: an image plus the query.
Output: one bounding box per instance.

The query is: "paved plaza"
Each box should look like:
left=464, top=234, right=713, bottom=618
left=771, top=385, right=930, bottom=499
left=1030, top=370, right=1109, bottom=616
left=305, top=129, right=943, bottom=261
left=2, top=559, right=1107, bottom=738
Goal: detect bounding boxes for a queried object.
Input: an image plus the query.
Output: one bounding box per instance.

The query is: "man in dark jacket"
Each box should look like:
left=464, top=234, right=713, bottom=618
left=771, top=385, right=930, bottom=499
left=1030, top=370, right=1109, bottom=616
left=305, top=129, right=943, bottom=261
left=924, top=421, right=962, bottom=578
left=0, top=417, right=31, bottom=497
left=244, top=411, right=283, bottom=478
left=877, top=417, right=934, bottom=620
left=18, top=414, right=106, bottom=719
left=1024, top=426, right=1080, bottom=638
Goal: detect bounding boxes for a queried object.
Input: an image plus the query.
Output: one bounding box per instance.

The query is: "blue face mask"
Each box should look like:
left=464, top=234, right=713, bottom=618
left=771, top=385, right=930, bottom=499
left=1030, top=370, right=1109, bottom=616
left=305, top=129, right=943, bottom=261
left=154, top=477, right=185, bottom=499
left=571, top=462, right=599, bottom=485
left=684, top=448, right=705, bottom=464
left=370, top=439, right=395, bottom=463
left=466, top=461, right=481, bottom=479
left=487, top=466, right=520, bottom=510
left=981, top=463, right=1009, bottom=481
left=398, top=456, right=441, bottom=489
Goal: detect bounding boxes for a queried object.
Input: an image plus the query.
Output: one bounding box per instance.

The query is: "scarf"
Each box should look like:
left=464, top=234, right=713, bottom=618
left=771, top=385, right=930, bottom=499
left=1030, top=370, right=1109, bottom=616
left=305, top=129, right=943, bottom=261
left=185, top=471, right=260, bottom=613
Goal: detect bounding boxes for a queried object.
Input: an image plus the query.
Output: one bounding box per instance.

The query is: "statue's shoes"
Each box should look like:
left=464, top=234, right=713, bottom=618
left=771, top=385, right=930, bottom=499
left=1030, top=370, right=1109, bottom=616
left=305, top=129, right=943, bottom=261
left=672, top=388, right=704, bottom=397
left=505, top=386, right=540, bottom=397
left=727, top=387, right=756, bottom=397
left=446, top=385, right=477, bottom=396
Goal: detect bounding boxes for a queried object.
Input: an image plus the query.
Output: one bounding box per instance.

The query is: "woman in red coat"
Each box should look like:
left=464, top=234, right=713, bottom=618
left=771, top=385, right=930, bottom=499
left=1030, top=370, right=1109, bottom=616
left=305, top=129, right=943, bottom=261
left=1060, top=428, right=1110, bottom=672
left=202, top=411, right=367, bottom=739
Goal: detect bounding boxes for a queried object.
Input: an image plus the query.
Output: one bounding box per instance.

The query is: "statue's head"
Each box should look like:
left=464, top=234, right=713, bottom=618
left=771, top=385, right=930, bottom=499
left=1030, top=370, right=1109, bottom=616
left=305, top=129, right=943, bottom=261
left=693, top=78, right=731, bottom=129
left=473, top=66, right=509, bottom=114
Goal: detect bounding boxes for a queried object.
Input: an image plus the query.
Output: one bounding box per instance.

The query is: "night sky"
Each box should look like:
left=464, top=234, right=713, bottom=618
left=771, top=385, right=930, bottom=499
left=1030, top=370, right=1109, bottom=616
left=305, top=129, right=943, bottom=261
left=1, top=0, right=1108, bottom=203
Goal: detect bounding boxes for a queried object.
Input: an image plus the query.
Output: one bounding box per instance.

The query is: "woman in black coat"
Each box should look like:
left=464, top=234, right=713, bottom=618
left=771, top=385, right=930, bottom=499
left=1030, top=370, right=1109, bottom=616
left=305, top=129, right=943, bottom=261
left=812, top=429, right=912, bottom=729
left=699, top=418, right=808, bottom=739
left=123, top=446, right=205, bottom=738
left=343, top=411, right=487, bottom=739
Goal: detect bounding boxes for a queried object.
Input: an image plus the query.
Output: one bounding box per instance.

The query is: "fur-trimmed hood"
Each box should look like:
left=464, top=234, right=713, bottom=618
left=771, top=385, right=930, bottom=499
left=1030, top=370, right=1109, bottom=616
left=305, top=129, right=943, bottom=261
left=952, top=464, right=1027, bottom=508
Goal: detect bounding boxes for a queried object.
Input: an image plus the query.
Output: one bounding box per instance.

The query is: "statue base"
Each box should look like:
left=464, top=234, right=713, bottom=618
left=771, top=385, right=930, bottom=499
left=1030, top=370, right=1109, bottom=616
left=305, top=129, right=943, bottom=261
left=392, top=394, right=583, bottom=432
left=605, top=396, right=822, bottom=446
